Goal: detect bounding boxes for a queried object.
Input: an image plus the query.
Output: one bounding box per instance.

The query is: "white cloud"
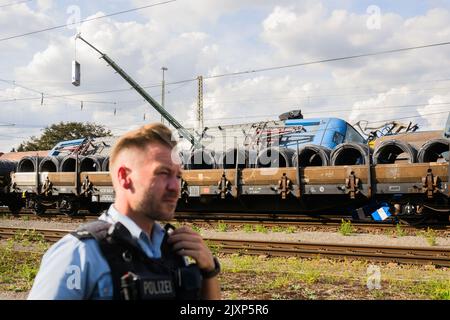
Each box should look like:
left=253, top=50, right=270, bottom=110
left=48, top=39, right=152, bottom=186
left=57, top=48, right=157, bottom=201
left=1, top=1, right=450, bottom=152
left=37, top=0, right=54, bottom=12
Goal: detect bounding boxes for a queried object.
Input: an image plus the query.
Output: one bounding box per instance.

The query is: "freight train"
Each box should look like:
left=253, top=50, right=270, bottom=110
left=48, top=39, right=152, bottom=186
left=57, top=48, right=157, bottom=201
left=0, top=116, right=449, bottom=222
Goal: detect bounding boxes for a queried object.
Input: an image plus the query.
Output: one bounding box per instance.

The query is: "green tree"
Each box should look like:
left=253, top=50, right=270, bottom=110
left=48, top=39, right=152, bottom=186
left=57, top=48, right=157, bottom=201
left=17, top=122, right=112, bottom=151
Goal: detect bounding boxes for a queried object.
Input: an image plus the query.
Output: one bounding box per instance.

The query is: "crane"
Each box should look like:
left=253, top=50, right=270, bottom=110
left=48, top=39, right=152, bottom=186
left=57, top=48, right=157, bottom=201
left=75, top=34, right=203, bottom=149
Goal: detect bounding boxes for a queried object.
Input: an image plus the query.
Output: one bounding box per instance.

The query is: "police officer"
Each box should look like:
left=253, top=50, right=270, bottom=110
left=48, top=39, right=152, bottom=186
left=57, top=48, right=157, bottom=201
left=28, top=123, right=221, bottom=300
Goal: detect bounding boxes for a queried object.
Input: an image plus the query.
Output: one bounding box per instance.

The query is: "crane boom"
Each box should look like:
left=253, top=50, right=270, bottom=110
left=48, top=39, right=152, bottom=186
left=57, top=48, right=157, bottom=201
left=76, top=35, right=203, bottom=149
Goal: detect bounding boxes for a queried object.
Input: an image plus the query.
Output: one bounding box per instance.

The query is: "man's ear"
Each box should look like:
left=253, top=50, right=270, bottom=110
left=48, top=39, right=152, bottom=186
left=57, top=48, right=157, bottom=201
left=117, top=166, right=132, bottom=189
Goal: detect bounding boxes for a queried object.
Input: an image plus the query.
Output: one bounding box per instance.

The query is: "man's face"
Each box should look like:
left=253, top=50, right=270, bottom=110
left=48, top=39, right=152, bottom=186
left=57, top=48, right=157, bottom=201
left=129, top=143, right=182, bottom=221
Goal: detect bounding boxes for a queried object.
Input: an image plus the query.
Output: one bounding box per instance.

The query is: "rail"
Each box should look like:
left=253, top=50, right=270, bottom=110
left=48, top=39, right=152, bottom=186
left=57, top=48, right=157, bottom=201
left=1, top=226, right=449, bottom=267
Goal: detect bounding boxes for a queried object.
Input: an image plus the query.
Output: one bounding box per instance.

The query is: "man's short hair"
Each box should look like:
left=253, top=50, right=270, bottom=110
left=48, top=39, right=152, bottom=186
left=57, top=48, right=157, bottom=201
left=110, top=123, right=177, bottom=167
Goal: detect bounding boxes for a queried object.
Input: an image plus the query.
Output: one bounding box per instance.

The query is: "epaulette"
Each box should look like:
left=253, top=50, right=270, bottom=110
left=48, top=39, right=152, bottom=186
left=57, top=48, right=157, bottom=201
left=71, top=220, right=112, bottom=241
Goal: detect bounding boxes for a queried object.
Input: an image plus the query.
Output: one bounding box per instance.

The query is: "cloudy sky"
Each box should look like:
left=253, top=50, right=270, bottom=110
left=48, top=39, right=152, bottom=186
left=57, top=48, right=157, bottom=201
left=1, top=0, right=450, bottom=152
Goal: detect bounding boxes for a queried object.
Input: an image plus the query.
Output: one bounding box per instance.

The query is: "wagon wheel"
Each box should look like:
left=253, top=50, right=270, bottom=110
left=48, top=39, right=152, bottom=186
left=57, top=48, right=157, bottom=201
left=7, top=200, right=23, bottom=215
left=87, top=203, right=103, bottom=215
left=33, top=202, right=46, bottom=216
left=59, top=198, right=79, bottom=216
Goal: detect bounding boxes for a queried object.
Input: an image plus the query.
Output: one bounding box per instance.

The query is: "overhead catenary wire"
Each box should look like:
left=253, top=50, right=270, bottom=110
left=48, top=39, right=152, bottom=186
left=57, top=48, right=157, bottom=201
left=19, top=73, right=450, bottom=103
left=202, top=42, right=450, bottom=80
left=2, top=36, right=450, bottom=140
left=0, top=0, right=177, bottom=42
left=0, top=0, right=32, bottom=8
left=1, top=71, right=448, bottom=134
left=197, top=111, right=450, bottom=126
left=201, top=85, right=450, bottom=106
left=0, top=78, right=117, bottom=105
left=2, top=87, right=448, bottom=130
left=3, top=36, right=450, bottom=104
left=3, top=48, right=450, bottom=105
left=120, top=100, right=450, bottom=123
left=0, top=74, right=191, bottom=117
left=3, top=76, right=450, bottom=106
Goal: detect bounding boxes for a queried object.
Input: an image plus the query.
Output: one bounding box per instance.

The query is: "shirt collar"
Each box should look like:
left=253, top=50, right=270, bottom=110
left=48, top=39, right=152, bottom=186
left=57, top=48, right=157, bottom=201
left=100, top=205, right=164, bottom=242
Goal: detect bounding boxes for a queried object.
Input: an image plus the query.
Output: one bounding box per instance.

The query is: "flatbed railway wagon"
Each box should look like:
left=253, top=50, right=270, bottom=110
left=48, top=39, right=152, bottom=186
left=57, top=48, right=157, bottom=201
left=4, top=151, right=449, bottom=221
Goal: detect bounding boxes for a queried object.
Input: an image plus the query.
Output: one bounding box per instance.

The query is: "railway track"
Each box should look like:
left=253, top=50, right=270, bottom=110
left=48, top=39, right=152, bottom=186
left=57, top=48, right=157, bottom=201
left=0, top=226, right=68, bottom=243
left=179, top=218, right=450, bottom=234
left=1, top=226, right=449, bottom=267
left=208, top=238, right=450, bottom=267
left=4, top=206, right=449, bottom=225
left=2, top=211, right=449, bottom=236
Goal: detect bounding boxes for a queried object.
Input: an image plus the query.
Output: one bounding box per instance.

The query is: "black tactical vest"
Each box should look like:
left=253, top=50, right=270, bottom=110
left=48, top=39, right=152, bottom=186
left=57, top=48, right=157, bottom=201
left=72, top=220, right=202, bottom=300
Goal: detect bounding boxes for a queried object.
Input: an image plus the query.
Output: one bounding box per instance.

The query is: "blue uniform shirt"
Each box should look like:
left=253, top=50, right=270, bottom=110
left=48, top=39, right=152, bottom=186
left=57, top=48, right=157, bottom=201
left=27, top=205, right=166, bottom=300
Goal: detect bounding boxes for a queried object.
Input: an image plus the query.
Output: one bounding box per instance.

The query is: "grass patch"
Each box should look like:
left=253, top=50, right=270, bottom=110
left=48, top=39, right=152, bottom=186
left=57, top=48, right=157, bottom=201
left=205, top=240, right=222, bottom=256
left=13, top=229, right=45, bottom=243
left=419, top=227, right=437, bottom=246
left=220, top=254, right=450, bottom=299
left=242, top=224, right=253, bottom=233
left=284, top=226, right=297, bottom=234
left=255, top=224, right=268, bottom=233
left=339, top=219, right=354, bottom=236
left=216, top=221, right=228, bottom=232
left=409, top=280, right=450, bottom=300
left=0, top=244, right=43, bottom=292
left=295, top=270, right=321, bottom=284
left=264, top=275, right=291, bottom=290
left=270, top=226, right=283, bottom=233
left=394, top=224, right=407, bottom=237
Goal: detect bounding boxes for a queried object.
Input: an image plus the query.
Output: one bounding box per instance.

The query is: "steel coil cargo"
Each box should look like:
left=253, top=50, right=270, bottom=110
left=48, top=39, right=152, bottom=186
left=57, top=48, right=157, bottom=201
left=39, top=156, right=64, bottom=172
left=17, top=156, right=44, bottom=172
left=217, top=148, right=255, bottom=169
left=330, top=142, right=369, bottom=166
left=256, top=147, right=295, bottom=168
left=417, top=138, right=449, bottom=163
left=214, top=151, right=224, bottom=168
left=101, top=156, right=110, bottom=171
left=60, top=155, right=83, bottom=172
left=178, top=150, right=191, bottom=169
left=80, top=155, right=105, bottom=172
left=372, top=140, right=417, bottom=164
left=292, top=145, right=330, bottom=167
left=0, top=160, right=17, bottom=175
left=185, top=149, right=217, bottom=170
